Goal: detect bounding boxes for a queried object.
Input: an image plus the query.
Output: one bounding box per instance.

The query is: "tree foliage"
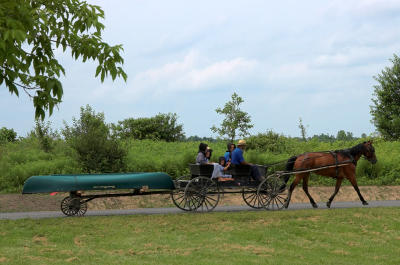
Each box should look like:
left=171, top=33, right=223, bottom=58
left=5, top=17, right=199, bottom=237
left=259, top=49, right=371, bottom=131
left=184, top=135, right=217, bottom=142
left=309, top=133, right=336, bottom=142
left=62, top=105, right=126, bottom=173
left=31, top=119, right=57, bottom=152
left=211, top=93, right=253, bottom=141
left=112, top=113, right=185, bottom=142
left=0, top=127, right=17, bottom=143
left=298, top=117, right=307, bottom=141
left=0, top=0, right=127, bottom=119
left=336, top=130, right=355, bottom=141
left=246, top=130, right=288, bottom=153
left=370, top=54, right=400, bottom=140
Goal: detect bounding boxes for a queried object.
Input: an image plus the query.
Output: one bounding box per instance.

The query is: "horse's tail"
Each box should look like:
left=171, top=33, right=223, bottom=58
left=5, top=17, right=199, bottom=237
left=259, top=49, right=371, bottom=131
left=286, top=156, right=297, bottom=171
left=284, top=156, right=297, bottom=184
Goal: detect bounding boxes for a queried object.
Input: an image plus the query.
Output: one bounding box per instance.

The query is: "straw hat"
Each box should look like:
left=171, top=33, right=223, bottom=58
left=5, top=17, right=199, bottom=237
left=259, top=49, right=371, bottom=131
left=237, top=139, right=246, bottom=146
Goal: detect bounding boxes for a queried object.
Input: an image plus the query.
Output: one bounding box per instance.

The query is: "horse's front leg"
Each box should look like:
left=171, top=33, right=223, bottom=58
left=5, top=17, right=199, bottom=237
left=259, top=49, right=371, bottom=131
left=348, top=174, right=368, bottom=205
left=327, top=177, right=343, bottom=208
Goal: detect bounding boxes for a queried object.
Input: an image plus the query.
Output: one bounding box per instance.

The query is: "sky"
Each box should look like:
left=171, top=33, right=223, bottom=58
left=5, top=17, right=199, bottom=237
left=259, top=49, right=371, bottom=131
left=1, top=0, right=400, bottom=138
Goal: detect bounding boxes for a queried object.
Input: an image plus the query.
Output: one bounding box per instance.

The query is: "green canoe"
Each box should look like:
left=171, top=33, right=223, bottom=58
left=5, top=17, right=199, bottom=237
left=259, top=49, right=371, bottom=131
left=22, top=172, right=175, bottom=194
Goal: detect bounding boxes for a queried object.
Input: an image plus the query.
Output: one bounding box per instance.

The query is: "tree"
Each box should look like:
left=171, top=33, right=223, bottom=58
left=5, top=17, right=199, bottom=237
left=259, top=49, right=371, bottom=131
left=211, top=93, right=253, bottom=141
left=0, top=0, right=127, bottom=119
left=62, top=105, right=126, bottom=173
left=370, top=54, right=400, bottom=140
left=0, top=127, right=17, bottom=143
left=298, top=117, right=307, bottom=141
left=336, top=130, right=354, bottom=141
left=31, top=119, right=57, bottom=152
left=184, top=135, right=217, bottom=142
left=310, top=133, right=335, bottom=142
left=246, top=130, right=288, bottom=153
left=112, top=113, right=185, bottom=142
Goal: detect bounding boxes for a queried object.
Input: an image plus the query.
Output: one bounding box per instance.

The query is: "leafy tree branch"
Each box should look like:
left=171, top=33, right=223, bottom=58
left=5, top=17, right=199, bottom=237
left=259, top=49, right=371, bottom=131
left=0, top=0, right=127, bottom=119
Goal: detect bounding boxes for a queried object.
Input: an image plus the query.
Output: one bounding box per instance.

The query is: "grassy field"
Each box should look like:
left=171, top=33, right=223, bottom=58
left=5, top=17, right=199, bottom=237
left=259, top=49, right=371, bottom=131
left=1, top=208, right=399, bottom=264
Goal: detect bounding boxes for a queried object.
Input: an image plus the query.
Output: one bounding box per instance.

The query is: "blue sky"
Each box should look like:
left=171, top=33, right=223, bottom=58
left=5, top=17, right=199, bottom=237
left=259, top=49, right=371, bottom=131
left=1, top=0, right=400, bottom=138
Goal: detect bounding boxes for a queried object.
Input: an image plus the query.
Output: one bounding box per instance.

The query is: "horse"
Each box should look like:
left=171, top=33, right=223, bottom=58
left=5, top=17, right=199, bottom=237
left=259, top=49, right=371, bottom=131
left=283, top=140, right=377, bottom=209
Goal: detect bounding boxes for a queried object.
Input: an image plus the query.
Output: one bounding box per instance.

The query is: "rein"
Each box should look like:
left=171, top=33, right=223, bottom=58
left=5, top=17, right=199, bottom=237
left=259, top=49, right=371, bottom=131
left=263, top=150, right=356, bottom=168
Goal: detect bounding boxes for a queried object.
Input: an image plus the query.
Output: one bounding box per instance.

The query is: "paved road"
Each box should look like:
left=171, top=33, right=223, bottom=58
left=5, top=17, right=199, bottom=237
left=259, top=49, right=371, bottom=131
left=1, top=200, right=399, bottom=220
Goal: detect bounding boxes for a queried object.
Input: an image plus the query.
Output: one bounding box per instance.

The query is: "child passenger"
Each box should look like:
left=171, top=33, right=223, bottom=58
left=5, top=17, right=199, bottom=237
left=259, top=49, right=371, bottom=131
left=212, top=156, right=233, bottom=181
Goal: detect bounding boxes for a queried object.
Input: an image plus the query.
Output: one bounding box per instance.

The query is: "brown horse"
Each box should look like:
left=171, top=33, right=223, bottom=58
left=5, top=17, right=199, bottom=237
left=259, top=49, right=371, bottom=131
left=283, top=141, right=377, bottom=209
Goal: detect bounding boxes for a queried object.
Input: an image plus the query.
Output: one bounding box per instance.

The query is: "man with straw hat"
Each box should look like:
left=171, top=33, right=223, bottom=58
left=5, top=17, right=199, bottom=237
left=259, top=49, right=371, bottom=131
left=231, top=139, right=263, bottom=182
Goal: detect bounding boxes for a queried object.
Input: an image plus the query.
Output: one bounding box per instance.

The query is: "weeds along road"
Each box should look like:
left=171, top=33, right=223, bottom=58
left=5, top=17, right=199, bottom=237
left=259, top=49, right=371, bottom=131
left=1, top=200, right=399, bottom=220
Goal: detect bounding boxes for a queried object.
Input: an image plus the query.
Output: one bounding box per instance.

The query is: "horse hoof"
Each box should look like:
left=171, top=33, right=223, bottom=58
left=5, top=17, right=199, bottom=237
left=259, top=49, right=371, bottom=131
left=362, top=201, right=369, bottom=206
left=312, top=203, right=318, bottom=208
left=326, top=202, right=331, bottom=208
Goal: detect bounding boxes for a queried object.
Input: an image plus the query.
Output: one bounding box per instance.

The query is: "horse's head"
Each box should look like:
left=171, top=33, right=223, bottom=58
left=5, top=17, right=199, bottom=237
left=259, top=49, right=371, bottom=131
left=362, top=140, right=377, bottom=164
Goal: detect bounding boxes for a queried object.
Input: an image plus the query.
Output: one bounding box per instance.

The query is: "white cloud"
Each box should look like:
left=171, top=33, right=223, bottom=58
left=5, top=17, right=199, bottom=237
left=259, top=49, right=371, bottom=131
left=119, top=50, right=258, bottom=100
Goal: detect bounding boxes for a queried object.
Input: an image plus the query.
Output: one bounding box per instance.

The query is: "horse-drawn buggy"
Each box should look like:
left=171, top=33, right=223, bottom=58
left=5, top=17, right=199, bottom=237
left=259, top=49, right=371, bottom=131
left=22, top=141, right=377, bottom=216
left=170, top=164, right=288, bottom=212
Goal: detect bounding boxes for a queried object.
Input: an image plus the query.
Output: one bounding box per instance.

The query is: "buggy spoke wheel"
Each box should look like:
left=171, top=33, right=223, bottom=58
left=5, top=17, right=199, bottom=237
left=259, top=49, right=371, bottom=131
left=184, top=183, right=204, bottom=211
left=257, top=175, right=288, bottom=211
left=61, top=196, right=87, bottom=216
left=185, top=177, right=220, bottom=212
left=171, top=189, right=193, bottom=211
left=242, top=187, right=263, bottom=209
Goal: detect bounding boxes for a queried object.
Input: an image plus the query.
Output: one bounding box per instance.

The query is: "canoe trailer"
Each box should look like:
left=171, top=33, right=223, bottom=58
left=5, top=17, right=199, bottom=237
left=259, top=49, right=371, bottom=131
left=22, top=163, right=327, bottom=216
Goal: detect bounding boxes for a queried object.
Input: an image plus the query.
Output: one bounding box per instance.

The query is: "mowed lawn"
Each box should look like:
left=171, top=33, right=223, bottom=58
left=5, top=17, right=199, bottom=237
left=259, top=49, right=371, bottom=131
left=1, top=208, right=399, bottom=265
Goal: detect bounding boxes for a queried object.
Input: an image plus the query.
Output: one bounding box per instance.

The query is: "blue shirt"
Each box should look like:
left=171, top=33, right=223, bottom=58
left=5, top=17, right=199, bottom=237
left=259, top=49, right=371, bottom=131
left=231, top=147, right=245, bottom=165
left=224, top=151, right=231, bottom=162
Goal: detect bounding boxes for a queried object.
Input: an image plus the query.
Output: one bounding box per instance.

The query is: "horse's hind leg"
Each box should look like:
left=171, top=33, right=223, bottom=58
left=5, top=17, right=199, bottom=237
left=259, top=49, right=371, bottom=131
left=284, top=174, right=303, bottom=209
left=327, top=177, right=343, bottom=208
left=348, top=174, right=368, bottom=206
left=302, top=174, right=317, bottom=208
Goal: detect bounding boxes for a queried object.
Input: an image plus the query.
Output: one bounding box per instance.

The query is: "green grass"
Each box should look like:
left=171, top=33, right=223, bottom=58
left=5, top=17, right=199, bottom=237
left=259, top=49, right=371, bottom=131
left=1, top=208, right=400, bottom=264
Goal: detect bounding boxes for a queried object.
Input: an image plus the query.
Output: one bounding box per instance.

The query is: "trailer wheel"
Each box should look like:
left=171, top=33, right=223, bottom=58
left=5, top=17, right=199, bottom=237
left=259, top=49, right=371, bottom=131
left=61, top=196, right=88, bottom=216
left=257, top=174, right=288, bottom=211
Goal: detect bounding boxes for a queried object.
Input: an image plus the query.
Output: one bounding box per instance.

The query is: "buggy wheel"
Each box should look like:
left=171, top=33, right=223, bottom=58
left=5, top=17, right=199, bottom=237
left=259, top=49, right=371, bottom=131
left=242, top=187, right=263, bottom=209
left=257, top=175, right=288, bottom=211
left=61, top=196, right=88, bottom=216
left=171, top=189, right=192, bottom=211
left=185, top=177, right=220, bottom=212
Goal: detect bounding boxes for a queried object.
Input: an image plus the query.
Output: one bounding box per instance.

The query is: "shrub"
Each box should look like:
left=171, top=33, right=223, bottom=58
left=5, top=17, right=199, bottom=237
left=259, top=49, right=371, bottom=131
left=246, top=131, right=289, bottom=153
left=0, top=127, right=17, bottom=143
left=112, top=113, right=185, bottom=142
left=62, top=105, right=126, bottom=173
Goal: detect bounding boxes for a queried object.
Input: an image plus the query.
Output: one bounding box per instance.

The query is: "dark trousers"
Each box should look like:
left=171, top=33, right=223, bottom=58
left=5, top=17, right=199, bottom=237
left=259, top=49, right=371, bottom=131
left=251, top=165, right=262, bottom=181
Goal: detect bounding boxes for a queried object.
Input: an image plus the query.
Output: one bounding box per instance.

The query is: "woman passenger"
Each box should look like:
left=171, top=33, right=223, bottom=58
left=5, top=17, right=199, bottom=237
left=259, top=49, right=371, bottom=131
left=196, top=143, right=210, bottom=165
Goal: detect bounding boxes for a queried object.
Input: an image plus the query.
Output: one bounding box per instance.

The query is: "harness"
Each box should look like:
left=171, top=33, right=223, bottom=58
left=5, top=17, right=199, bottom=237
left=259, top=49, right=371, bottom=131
left=329, top=151, right=340, bottom=178
left=329, top=150, right=357, bottom=178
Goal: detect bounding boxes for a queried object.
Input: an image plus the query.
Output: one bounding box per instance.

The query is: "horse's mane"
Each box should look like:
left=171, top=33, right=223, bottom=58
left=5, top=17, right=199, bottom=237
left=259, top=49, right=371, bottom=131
left=336, top=142, right=365, bottom=158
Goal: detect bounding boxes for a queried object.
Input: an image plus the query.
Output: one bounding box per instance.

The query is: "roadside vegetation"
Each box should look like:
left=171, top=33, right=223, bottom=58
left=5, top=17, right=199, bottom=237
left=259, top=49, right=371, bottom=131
left=0, top=208, right=399, bottom=264
left=1, top=132, right=399, bottom=193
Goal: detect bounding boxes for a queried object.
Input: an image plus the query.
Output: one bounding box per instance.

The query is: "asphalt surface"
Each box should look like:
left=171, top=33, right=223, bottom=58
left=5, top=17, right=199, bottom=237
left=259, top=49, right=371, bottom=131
left=1, top=200, right=399, bottom=220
